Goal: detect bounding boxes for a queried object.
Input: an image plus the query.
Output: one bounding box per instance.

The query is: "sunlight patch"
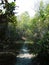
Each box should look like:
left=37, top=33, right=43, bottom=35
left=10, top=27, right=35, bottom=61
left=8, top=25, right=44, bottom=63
left=17, top=53, right=35, bottom=59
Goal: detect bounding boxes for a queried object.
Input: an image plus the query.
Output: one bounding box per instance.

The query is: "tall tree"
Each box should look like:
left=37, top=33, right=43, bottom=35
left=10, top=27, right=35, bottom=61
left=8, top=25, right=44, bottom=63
left=0, top=0, right=17, bottom=51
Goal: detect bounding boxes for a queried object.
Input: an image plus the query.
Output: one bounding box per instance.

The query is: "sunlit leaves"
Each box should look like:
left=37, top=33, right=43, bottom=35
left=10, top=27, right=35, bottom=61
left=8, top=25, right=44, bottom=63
left=29, top=1, right=49, bottom=54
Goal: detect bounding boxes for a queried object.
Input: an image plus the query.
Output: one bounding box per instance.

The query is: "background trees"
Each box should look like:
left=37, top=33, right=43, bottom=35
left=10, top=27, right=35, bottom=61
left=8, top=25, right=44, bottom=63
left=17, top=11, right=31, bottom=41
left=29, top=1, right=49, bottom=55
left=0, top=0, right=49, bottom=58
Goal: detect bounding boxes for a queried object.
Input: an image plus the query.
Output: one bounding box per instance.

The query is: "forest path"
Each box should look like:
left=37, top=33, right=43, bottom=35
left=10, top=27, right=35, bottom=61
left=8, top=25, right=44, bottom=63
left=16, top=43, right=35, bottom=65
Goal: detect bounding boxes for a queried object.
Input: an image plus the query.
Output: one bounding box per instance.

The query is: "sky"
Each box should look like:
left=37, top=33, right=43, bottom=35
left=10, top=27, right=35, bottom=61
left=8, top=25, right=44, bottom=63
left=8, top=0, right=49, bottom=17
left=16, top=0, right=40, bottom=17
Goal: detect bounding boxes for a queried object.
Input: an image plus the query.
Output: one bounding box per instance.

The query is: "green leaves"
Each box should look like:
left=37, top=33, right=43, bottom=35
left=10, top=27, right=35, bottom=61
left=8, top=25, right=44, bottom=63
left=29, top=1, right=49, bottom=54
left=5, top=2, right=15, bottom=15
left=0, top=0, right=17, bottom=51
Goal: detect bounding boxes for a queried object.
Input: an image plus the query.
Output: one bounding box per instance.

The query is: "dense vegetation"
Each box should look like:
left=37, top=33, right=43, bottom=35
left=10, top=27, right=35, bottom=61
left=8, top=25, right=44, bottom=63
left=0, top=0, right=49, bottom=64
left=17, top=1, right=49, bottom=65
left=17, top=1, right=49, bottom=56
left=0, top=0, right=18, bottom=52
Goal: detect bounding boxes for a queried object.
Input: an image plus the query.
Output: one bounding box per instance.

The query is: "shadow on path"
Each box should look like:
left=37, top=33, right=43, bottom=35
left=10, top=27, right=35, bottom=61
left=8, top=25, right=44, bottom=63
left=16, top=57, right=32, bottom=65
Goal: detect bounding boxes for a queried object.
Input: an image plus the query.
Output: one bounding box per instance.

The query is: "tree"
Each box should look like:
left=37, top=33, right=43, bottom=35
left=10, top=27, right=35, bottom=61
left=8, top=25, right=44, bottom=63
left=30, top=1, right=49, bottom=55
left=0, top=0, right=17, bottom=51
left=17, top=11, right=31, bottom=41
left=27, top=2, right=49, bottom=65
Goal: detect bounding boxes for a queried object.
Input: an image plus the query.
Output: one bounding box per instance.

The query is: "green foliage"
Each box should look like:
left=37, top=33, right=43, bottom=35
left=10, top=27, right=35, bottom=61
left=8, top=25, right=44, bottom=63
left=0, top=0, right=17, bottom=51
left=17, top=11, right=31, bottom=39
left=0, top=0, right=49, bottom=56
left=5, top=2, right=15, bottom=15
left=30, top=1, right=49, bottom=55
